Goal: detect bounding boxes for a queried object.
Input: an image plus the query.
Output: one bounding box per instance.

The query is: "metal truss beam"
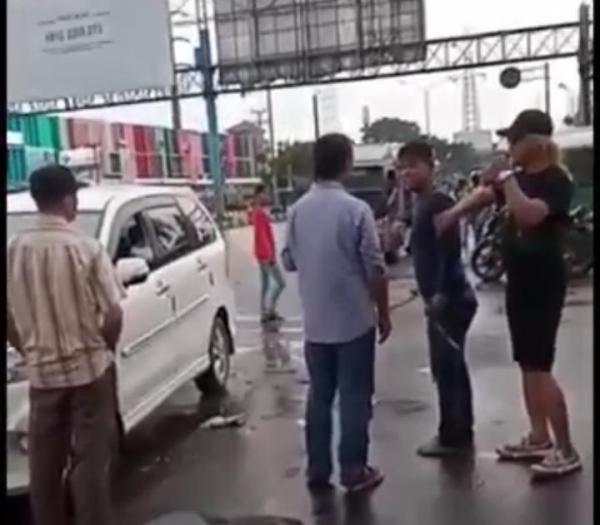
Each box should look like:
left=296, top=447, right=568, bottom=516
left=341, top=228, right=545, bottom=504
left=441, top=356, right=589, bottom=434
left=8, top=21, right=589, bottom=115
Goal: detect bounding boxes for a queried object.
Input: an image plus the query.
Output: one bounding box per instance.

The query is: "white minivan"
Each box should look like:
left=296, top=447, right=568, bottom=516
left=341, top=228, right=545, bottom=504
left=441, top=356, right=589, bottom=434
left=6, top=184, right=237, bottom=495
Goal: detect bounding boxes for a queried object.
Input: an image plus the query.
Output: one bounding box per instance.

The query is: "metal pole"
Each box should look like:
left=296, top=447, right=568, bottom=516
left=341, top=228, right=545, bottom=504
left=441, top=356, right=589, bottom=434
left=171, top=84, right=182, bottom=131
left=196, top=0, right=224, bottom=221
left=424, top=88, right=431, bottom=135
left=266, top=88, right=280, bottom=207
left=312, top=93, right=320, bottom=140
left=168, top=14, right=181, bottom=132
left=267, top=88, right=275, bottom=160
left=578, top=2, right=592, bottom=125
left=543, top=62, right=551, bottom=115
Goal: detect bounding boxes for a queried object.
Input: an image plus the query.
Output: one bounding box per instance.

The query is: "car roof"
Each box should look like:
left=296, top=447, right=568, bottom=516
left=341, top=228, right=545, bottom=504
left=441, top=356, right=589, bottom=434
left=7, top=184, right=196, bottom=214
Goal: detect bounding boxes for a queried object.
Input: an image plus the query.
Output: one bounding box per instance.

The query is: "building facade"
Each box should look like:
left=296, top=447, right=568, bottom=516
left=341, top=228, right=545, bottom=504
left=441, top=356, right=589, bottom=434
left=7, top=114, right=268, bottom=190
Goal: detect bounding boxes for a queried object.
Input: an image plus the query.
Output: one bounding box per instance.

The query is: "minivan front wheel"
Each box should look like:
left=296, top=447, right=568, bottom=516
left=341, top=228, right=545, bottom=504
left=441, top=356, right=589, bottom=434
left=194, top=316, right=232, bottom=396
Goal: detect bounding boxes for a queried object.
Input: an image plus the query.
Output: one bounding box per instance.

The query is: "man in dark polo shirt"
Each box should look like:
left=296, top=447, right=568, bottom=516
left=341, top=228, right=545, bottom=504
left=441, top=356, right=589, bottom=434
left=396, top=141, right=478, bottom=457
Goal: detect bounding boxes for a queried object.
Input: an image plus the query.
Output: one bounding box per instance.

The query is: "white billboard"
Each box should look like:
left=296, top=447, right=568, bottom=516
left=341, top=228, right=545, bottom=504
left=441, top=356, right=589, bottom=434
left=8, top=0, right=173, bottom=104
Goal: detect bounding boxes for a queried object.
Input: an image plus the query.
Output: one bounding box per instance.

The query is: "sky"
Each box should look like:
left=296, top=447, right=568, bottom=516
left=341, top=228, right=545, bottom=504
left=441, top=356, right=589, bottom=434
left=69, top=0, right=591, bottom=143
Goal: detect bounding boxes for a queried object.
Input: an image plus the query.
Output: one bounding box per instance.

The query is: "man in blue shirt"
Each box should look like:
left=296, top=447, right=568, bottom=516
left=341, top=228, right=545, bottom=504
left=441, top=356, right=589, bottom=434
left=396, top=140, right=478, bottom=457
left=283, top=133, right=391, bottom=493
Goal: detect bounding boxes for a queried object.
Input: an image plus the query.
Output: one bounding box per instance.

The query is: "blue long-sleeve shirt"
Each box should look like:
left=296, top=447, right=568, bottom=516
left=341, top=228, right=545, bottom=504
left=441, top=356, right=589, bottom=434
left=410, top=191, right=470, bottom=301
left=283, top=181, right=386, bottom=344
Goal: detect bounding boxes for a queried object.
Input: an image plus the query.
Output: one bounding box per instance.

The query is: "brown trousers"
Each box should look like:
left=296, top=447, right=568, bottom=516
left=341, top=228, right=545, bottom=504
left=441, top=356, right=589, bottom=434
left=29, top=367, right=118, bottom=525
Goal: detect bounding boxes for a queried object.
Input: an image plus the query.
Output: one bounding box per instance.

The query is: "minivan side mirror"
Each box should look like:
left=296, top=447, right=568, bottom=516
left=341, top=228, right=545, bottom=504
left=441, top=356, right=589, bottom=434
left=116, top=257, right=150, bottom=287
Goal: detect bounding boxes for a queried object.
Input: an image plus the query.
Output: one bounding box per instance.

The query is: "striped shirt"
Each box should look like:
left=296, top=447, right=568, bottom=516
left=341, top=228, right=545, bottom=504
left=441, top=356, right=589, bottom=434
left=7, top=214, right=125, bottom=389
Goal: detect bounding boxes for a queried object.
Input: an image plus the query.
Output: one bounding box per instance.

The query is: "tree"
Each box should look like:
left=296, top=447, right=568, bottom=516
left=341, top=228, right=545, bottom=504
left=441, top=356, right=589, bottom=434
left=428, top=136, right=478, bottom=178
left=270, top=141, right=314, bottom=185
left=361, top=117, right=478, bottom=178
left=361, top=118, right=421, bottom=144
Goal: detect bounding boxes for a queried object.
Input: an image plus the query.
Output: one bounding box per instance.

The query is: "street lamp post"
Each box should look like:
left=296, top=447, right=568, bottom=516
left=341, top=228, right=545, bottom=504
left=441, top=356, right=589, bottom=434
left=397, top=78, right=459, bottom=135
left=398, top=81, right=433, bottom=135
left=170, top=36, right=191, bottom=132
left=558, top=82, right=578, bottom=123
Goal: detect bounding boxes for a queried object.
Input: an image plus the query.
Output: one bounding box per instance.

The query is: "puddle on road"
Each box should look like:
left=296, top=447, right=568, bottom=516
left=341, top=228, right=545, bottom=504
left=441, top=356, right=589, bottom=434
left=374, top=398, right=429, bottom=415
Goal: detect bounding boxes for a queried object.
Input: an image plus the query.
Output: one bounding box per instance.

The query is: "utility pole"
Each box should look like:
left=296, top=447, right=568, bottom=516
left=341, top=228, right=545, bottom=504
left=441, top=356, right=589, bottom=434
left=423, top=89, right=431, bottom=136
left=168, top=18, right=182, bottom=132
left=195, top=0, right=224, bottom=220
left=266, top=88, right=280, bottom=207
left=578, top=2, right=592, bottom=125
left=543, top=62, right=551, bottom=116
left=266, top=88, right=275, bottom=160
left=312, top=93, right=320, bottom=140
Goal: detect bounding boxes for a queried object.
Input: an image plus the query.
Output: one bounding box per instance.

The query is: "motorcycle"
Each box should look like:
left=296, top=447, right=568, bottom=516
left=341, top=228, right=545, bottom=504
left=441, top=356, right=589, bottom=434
left=470, top=205, right=593, bottom=283
left=563, top=206, right=594, bottom=279
left=469, top=206, right=506, bottom=283
left=378, top=216, right=406, bottom=265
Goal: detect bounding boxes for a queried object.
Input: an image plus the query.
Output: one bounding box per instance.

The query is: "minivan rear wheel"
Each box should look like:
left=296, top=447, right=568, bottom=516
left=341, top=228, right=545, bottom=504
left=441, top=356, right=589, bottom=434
left=194, top=316, right=232, bottom=397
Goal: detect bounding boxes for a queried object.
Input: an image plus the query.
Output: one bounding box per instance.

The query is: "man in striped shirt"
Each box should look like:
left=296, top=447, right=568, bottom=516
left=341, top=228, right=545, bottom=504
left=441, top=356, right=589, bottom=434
left=7, top=165, right=125, bottom=525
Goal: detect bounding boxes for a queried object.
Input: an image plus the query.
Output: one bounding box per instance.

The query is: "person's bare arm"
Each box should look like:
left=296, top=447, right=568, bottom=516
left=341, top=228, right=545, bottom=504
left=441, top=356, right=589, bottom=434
left=281, top=208, right=298, bottom=272
left=91, top=246, right=126, bottom=351
left=500, top=175, right=550, bottom=229
left=101, top=304, right=123, bottom=352
left=434, top=186, right=496, bottom=237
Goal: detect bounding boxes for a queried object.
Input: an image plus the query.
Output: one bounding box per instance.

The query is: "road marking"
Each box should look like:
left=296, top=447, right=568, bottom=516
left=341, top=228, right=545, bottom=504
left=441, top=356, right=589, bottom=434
left=235, top=345, right=260, bottom=356
left=236, top=315, right=303, bottom=323
left=242, top=327, right=304, bottom=335
left=476, top=451, right=500, bottom=460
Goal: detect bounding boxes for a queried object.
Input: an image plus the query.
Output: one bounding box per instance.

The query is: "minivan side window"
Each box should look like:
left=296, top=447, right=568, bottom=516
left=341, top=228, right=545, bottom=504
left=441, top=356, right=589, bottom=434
left=176, top=196, right=217, bottom=248
left=144, top=204, right=194, bottom=265
left=114, top=212, right=156, bottom=267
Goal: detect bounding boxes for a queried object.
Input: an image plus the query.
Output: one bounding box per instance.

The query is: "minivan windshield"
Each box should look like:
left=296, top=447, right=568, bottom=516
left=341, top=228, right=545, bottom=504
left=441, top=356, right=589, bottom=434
left=7, top=212, right=103, bottom=241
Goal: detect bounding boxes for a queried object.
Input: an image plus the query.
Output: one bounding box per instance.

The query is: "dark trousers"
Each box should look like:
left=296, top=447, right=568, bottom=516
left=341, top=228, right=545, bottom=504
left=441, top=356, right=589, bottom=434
left=304, top=329, right=375, bottom=484
left=427, top=295, right=477, bottom=445
left=29, top=366, right=118, bottom=525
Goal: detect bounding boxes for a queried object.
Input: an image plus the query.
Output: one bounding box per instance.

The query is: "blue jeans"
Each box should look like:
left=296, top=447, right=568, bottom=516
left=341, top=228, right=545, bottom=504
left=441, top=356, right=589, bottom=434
left=427, top=291, right=477, bottom=445
left=304, top=329, right=375, bottom=484
left=259, top=262, right=285, bottom=315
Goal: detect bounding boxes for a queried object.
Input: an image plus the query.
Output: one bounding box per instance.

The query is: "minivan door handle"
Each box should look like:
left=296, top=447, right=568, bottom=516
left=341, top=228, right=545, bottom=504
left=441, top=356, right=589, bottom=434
left=155, top=281, right=171, bottom=297
left=196, top=258, right=208, bottom=272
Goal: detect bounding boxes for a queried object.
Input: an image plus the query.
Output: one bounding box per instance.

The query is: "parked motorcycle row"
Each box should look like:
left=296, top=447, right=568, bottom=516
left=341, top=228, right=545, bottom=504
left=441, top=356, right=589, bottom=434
left=470, top=205, right=594, bottom=283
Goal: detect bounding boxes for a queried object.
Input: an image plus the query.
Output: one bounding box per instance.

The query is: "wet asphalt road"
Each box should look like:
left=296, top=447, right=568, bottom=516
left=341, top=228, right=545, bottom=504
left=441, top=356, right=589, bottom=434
left=8, top=225, right=594, bottom=525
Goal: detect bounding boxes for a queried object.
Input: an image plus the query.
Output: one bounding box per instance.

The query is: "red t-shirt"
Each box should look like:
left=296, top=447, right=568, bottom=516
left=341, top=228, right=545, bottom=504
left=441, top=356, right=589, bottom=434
left=251, top=206, right=275, bottom=263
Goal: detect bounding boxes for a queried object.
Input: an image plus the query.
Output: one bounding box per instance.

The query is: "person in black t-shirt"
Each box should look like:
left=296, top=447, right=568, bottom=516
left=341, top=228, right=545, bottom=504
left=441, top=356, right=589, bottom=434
left=396, top=141, right=478, bottom=457
left=435, top=110, right=581, bottom=480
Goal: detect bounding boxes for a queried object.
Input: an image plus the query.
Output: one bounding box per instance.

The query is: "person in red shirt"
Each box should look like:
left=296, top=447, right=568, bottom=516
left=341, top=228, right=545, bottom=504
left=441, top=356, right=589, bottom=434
left=251, top=184, right=285, bottom=322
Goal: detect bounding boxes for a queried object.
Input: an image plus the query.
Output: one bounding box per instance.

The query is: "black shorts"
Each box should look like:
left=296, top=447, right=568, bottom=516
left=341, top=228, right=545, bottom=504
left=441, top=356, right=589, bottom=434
left=505, top=266, right=566, bottom=372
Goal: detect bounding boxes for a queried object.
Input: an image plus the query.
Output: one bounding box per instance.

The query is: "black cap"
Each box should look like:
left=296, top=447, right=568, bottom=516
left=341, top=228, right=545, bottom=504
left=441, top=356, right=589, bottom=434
left=29, top=165, right=85, bottom=207
left=496, top=109, right=554, bottom=144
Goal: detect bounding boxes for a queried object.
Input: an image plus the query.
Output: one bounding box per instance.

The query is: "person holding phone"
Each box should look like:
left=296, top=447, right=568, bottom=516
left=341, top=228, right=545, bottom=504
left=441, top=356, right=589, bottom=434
left=435, top=110, right=581, bottom=480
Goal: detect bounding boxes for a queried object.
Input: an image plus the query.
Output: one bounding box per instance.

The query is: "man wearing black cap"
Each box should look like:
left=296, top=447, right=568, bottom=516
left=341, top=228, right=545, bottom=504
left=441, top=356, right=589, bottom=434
left=435, top=109, right=581, bottom=480
left=7, top=165, right=125, bottom=524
